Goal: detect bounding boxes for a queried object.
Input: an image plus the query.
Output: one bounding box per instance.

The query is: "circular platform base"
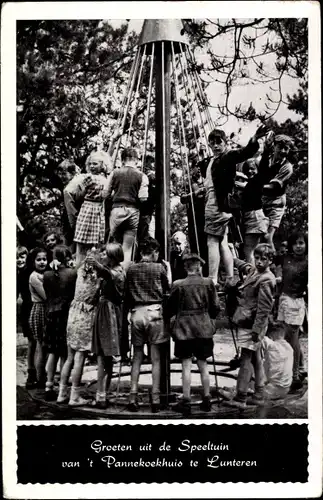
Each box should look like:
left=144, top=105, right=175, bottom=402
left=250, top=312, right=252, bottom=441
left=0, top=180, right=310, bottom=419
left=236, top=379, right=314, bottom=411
left=26, top=379, right=308, bottom=420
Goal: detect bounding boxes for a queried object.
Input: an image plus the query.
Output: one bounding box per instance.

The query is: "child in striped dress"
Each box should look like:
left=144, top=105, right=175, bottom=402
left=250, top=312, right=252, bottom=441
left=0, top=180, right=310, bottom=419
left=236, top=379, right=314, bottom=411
left=28, top=247, right=48, bottom=387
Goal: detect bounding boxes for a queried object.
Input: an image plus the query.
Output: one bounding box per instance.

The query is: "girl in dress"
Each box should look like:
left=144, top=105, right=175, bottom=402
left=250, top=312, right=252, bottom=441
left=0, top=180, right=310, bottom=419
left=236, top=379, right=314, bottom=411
left=57, top=248, right=101, bottom=406
left=65, top=151, right=112, bottom=265
left=28, top=247, right=48, bottom=386
left=88, top=243, right=125, bottom=409
left=43, top=246, right=77, bottom=401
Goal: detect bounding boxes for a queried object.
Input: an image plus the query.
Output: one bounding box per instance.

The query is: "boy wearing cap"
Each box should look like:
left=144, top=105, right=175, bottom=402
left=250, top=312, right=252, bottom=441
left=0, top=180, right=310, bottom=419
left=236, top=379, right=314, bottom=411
left=258, top=133, right=294, bottom=251
left=204, top=125, right=267, bottom=287
left=107, top=148, right=149, bottom=267
left=165, top=253, right=220, bottom=415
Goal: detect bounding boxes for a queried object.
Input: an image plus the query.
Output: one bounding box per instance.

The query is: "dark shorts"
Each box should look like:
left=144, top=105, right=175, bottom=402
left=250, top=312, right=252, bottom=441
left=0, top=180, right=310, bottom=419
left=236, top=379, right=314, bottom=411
left=204, top=208, right=232, bottom=238
left=109, top=206, right=140, bottom=239
left=130, top=304, right=168, bottom=347
left=174, top=338, right=214, bottom=361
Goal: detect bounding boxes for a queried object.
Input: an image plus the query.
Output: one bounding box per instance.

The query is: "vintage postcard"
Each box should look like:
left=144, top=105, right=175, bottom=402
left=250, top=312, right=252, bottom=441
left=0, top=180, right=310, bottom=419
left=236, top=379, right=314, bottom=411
left=1, top=1, right=322, bottom=498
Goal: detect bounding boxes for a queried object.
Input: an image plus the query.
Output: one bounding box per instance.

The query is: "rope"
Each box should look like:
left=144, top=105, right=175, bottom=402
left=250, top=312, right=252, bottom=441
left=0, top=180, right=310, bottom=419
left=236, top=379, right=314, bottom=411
left=171, top=42, right=200, bottom=256
left=127, top=44, right=147, bottom=146
left=112, top=47, right=141, bottom=168
left=187, top=46, right=215, bottom=132
left=171, top=54, right=186, bottom=193
left=113, top=51, right=138, bottom=138
left=182, top=47, right=211, bottom=156
left=141, top=42, right=155, bottom=172
left=178, top=45, right=199, bottom=159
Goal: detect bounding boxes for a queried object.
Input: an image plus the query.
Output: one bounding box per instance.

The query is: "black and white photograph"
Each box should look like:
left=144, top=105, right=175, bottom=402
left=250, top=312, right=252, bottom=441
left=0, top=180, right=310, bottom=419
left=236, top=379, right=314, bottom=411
left=1, top=1, right=322, bottom=497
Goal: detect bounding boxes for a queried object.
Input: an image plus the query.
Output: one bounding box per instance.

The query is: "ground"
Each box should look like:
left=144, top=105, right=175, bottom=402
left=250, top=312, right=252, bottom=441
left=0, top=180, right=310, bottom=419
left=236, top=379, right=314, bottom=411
left=16, top=325, right=308, bottom=420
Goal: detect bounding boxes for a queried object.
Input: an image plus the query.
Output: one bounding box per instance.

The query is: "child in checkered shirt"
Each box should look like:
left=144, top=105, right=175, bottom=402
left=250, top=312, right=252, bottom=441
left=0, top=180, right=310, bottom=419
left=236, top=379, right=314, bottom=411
left=123, top=237, right=171, bottom=413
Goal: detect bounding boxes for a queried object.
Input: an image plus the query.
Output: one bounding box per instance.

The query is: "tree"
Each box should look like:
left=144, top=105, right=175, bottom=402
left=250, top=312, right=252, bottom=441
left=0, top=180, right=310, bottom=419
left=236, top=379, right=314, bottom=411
left=17, top=20, right=138, bottom=227
left=182, top=18, right=308, bottom=122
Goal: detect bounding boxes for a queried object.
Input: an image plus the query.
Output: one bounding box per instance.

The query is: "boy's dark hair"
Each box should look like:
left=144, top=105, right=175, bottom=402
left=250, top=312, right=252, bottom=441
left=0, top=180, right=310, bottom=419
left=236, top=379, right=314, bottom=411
left=139, top=237, right=160, bottom=256
left=53, top=245, right=70, bottom=264
left=121, top=148, right=138, bottom=163
left=106, top=242, right=124, bottom=264
left=288, top=231, right=308, bottom=254
left=208, top=128, right=226, bottom=143
left=57, top=159, right=78, bottom=174
left=254, top=243, right=275, bottom=261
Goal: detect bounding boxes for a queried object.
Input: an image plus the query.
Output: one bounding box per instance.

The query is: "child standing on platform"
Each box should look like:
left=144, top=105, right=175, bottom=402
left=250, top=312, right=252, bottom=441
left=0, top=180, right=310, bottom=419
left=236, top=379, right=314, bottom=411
left=28, top=247, right=48, bottom=387
left=166, top=254, right=220, bottom=416
left=123, top=237, right=171, bottom=413
left=43, top=246, right=77, bottom=401
left=276, top=231, right=308, bottom=391
left=17, top=246, right=36, bottom=388
left=57, top=248, right=101, bottom=406
left=241, top=158, right=269, bottom=264
left=224, top=244, right=276, bottom=408
left=87, top=243, right=126, bottom=409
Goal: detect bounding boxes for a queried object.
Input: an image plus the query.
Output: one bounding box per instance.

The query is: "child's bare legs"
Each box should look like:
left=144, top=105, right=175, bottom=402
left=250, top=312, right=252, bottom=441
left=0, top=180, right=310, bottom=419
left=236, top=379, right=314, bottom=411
left=244, top=234, right=261, bottom=264
left=35, top=340, right=46, bottom=385
left=122, top=230, right=136, bottom=268
left=236, top=348, right=253, bottom=401
left=264, top=226, right=276, bottom=252
left=45, top=353, right=57, bottom=389
left=207, top=235, right=220, bottom=285
left=181, top=358, right=192, bottom=400
left=57, top=346, right=75, bottom=402
left=69, top=351, right=88, bottom=406
left=150, top=344, right=161, bottom=404
left=220, top=231, right=234, bottom=284
left=96, top=355, right=106, bottom=394
left=103, top=356, right=113, bottom=394
left=71, top=351, right=86, bottom=387
left=76, top=243, right=88, bottom=265
left=27, top=338, right=36, bottom=371
left=252, top=348, right=265, bottom=398
left=197, top=359, right=210, bottom=397
left=129, top=346, right=144, bottom=402
left=284, top=324, right=301, bottom=380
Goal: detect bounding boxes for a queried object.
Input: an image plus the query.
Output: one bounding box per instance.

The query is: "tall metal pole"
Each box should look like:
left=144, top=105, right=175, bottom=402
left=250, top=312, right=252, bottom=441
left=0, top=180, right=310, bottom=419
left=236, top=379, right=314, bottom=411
left=155, top=41, right=171, bottom=261
left=155, top=41, right=171, bottom=405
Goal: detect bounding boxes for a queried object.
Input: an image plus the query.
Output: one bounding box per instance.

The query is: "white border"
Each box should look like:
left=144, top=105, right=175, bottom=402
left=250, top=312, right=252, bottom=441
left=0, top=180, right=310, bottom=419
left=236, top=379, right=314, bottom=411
left=1, top=1, right=322, bottom=498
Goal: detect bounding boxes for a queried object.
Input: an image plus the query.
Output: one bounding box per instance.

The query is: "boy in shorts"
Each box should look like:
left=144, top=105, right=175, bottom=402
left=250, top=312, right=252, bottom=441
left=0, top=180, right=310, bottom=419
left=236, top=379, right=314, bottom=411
left=204, top=125, right=267, bottom=287
left=107, top=148, right=149, bottom=267
left=224, top=244, right=276, bottom=408
left=124, top=237, right=171, bottom=413
left=166, top=254, right=220, bottom=415
left=258, top=134, right=294, bottom=251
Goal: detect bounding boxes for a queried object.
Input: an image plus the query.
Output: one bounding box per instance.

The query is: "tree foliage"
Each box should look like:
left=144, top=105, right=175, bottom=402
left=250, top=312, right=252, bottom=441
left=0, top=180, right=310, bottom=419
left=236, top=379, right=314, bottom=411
left=16, top=18, right=308, bottom=242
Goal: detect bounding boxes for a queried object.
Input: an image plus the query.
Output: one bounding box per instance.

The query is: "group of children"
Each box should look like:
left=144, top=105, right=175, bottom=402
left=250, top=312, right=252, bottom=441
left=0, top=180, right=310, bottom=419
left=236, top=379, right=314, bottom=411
left=17, top=223, right=307, bottom=414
